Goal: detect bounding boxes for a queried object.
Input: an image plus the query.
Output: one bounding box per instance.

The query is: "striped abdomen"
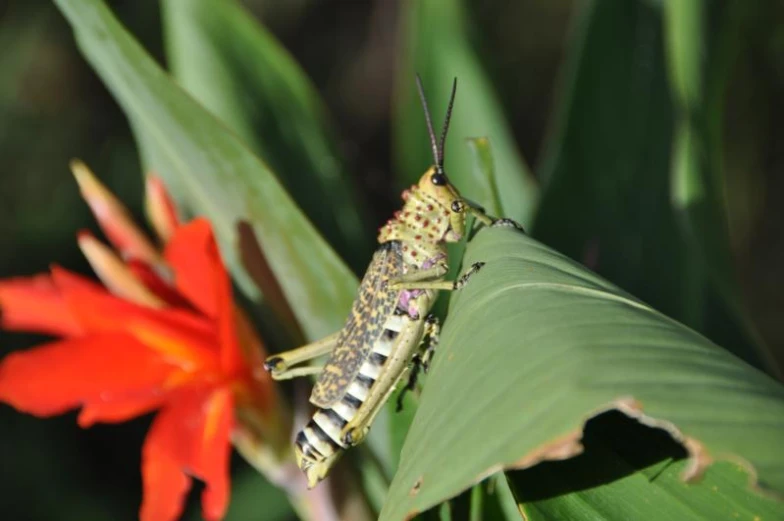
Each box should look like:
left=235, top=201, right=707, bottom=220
left=296, top=313, right=404, bottom=474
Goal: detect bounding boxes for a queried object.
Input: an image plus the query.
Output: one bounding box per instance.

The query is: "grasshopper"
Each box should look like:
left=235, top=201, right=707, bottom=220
left=264, top=76, right=521, bottom=488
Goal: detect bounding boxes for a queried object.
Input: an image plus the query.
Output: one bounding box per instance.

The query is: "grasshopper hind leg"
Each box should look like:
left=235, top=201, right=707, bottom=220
left=395, top=355, right=423, bottom=412
left=396, top=314, right=440, bottom=412
left=264, top=331, right=340, bottom=380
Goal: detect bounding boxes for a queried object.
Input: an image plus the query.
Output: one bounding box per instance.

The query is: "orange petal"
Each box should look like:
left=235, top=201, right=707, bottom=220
left=78, top=392, right=166, bottom=427
left=164, top=219, right=244, bottom=375
left=216, top=265, right=242, bottom=377
left=0, top=332, right=175, bottom=417
left=71, top=160, right=162, bottom=264
left=145, top=175, right=180, bottom=244
left=78, top=231, right=165, bottom=308
left=141, top=424, right=192, bottom=521
left=52, top=267, right=219, bottom=369
left=141, top=386, right=233, bottom=521
left=164, top=219, right=220, bottom=319
left=199, top=388, right=233, bottom=520
left=0, top=274, right=82, bottom=336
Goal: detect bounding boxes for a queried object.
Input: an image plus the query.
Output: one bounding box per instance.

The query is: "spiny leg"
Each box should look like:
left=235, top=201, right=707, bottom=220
left=388, top=262, right=486, bottom=292
left=491, top=217, right=525, bottom=232
left=395, top=314, right=440, bottom=411
left=340, top=296, right=429, bottom=446
left=465, top=203, right=526, bottom=232
left=466, top=204, right=493, bottom=227
left=264, top=331, right=340, bottom=379
left=396, top=355, right=423, bottom=412
left=266, top=365, right=324, bottom=381
left=387, top=262, right=448, bottom=286
left=452, top=262, right=485, bottom=290
left=421, top=313, right=440, bottom=372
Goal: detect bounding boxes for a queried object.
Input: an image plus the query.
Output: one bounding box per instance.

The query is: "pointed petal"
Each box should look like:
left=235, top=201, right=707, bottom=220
left=141, top=387, right=233, bottom=521
left=0, top=333, right=175, bottom=417
left=145, top=175, right=180, bottom=244
left=199, top=388, right=233, bottom=521
left=164, top=220, right=243, bottom=375
left=163, top=219, right=220, bottom=318
left=216, top=276, right=242, bottom=377
left=52, top=267, right=219, bottom=369
left=71, top=160, right=162, bottom=264
left=78, top=392, right=165, bottom=427
left=141, top=418, right=192, bottom=521
left=78, top=231, right=165, bottom=308
left=0, top=274, right=82, bottom=336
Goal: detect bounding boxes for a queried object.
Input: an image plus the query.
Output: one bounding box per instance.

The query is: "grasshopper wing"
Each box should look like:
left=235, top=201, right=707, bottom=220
left=310, top=241, right=403, bottom=408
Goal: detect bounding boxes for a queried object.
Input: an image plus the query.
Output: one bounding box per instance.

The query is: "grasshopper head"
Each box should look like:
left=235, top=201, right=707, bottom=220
left=411, top=75, right=469, bottom=241
left=413, top=165, right=467, bottom=241
left=378, top=76, right=471, bottom=253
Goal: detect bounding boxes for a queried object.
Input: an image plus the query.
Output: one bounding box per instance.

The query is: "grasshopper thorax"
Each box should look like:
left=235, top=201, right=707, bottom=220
left=377, top=166, right=468, bottom=266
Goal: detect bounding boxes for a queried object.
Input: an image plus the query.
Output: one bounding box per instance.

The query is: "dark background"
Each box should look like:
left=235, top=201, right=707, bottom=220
left=1, top=1, right=782, bottom=519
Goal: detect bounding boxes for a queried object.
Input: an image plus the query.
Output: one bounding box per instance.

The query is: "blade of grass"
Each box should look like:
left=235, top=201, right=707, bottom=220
left=55, top=0, right=358, bottom=341
left=161, top=0, right=371, bottom=270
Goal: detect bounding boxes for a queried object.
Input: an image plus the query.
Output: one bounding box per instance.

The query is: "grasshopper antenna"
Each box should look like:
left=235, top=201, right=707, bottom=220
left=438, top=78, right=458, bottom=170
left=415, top=74, right=441, bottom=170
left=415, top=75, right=458, bottom=172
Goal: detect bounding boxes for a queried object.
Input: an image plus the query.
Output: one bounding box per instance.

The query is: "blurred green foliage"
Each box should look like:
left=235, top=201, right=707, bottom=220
left=1, top=0, right=784, bottom=520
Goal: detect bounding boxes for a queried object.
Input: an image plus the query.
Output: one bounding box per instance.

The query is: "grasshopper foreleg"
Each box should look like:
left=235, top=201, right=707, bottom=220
left=491, top=217, right=525, bottom=232
left=387, top=263, right=448, bottom=288
left=388, top=262, right=485, bottom=292
left=451, top=262, right=485, bottom=290
left=264, top=331, right=340, bottom=380
left=466, top=203, right=525, bottom=232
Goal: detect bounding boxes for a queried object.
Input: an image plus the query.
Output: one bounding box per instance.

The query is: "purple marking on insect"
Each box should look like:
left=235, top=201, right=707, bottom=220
left=399, top=290, right=420, bottom=319
left=396, top=254, right=445, bottom=319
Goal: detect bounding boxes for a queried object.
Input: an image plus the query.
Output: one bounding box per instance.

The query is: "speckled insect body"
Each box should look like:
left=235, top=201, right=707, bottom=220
left=264, top=77, right=522, bottom=487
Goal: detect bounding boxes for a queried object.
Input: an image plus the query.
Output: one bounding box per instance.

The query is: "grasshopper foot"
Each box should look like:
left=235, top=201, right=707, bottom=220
left=263, top=356, right=285, bottom=373
left=453, top=262, right=485, bottom=290
left=491, top=217, right=525, bottom=232
left=341, top=425, right=369, bottom=447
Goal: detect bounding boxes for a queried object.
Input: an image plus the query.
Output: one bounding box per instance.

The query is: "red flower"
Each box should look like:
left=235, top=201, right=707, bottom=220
left=0, top=162, right=284, bottom=521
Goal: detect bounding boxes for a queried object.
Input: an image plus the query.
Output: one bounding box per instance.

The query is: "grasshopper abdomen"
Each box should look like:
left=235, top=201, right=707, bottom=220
left=295, top=294, right=410, bottom=485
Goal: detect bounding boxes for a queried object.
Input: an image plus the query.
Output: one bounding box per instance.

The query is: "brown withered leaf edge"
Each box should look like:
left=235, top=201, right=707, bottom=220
left=404, top=396, right=782, bottom=520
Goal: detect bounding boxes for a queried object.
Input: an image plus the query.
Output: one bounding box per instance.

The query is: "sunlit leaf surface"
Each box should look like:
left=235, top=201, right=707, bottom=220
left=381, top=226, right=784, bottom=520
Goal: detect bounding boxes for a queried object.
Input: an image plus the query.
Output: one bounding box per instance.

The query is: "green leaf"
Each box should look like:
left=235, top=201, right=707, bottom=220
left=531, top=0, right=774, bottom=373
left=663, top=0, right=781, bottom=377
left=161, top=0, right=372, bottom=270
left=379, top=226, right=784, bottom=521
left=508, top=411, right=784, bottom=521
left=466, top=138, right=504, bottom=218
left=393, top=0, right=538, bottom=225
left=54, top=0, right=357, bottom=340
left=468, top=473, right=523, bottom=521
